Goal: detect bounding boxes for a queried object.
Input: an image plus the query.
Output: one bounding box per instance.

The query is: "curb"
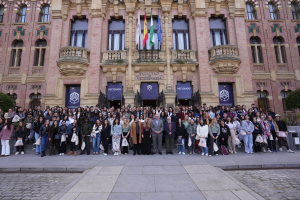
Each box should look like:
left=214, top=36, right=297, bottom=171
left=0, top=167, right=90, bottom=172
left=216, top=164, right=300, bottom=170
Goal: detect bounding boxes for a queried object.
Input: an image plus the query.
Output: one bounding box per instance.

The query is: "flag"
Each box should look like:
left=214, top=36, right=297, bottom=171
left=150, top=11, right=154, bottom=47
left=135, top=9, right=141, bottom=46
left=157, top=11, right=162, bottom=46
left=143, top=12, right=148, bottom=47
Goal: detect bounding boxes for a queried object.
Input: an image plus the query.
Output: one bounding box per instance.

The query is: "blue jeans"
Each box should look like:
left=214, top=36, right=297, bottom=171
left=41, top=133, right=49, bottom=152
left=35, top=132, right=41, bottom=153
left=178, top=138, right=185, bottom=153
left=243, top=133, right=253, bottom=153
left=92, top=134, right=101, bottom=153
left=201, top=138, right=208, bottom=154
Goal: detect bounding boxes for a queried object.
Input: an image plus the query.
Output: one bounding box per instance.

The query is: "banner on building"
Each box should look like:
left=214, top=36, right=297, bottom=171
left=107, top=83, right=123, bottom=100
left=141, top=82, right=158, bottom=100
left=218, top=83, right=234, bottom=107
left=66, top=85, right=81, bottom=109
left=177, top=82, right=192, bottom=99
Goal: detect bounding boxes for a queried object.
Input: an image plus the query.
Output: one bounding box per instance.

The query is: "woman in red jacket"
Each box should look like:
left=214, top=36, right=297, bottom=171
left=0, top=118, right=14, bottom=157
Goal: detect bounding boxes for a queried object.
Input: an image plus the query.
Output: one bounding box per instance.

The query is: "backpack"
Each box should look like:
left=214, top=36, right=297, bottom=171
left=221, top=145, right=228, bottom=155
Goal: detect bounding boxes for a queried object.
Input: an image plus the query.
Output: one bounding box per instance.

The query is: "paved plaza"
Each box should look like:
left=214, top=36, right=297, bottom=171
left=0, top=151, right=300, bottom=200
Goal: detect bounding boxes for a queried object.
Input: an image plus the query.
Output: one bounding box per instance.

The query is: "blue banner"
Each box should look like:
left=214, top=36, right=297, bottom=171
left=66, top=86, right=80, bottom=109
left=107, top=83, right=123, bottom=100
left=141, top=82, right=158, bottom=100
left=177, top=82, right=192, bottom=99
left=219, top=84, right=234, bottom=107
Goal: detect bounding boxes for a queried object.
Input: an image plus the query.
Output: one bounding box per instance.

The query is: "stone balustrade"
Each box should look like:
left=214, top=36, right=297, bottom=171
left=102, top=50, right=127, bottom=65
left=57, top=46, right=90, bottom=76
left=208, top=45, right=241, bottom=74
left=171, top=49, right=197, bottom=64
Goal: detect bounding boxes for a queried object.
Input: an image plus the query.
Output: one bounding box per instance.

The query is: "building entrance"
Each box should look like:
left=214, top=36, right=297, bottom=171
left=178, top=99, right=190, bottom=106
left=108, top=100, right=121, bottom=108
left=142, top=100, right=157, bottom=108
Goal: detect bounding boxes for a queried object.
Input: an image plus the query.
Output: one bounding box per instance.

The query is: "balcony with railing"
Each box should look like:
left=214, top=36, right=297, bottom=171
left=208, top=45, right=241, bottom=74
left=171, top=49, right=198, bottom=64
left=57, top=46, right=90, bottom=76
left=101, top=50, right=128, bottom=65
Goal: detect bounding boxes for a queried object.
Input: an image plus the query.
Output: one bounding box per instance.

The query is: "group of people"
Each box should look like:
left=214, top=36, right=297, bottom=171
left=0, top=103, right=295, bottom=157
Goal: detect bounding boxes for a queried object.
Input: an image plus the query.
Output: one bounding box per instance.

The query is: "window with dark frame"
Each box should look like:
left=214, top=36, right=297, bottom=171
left=269, top=3, right=278, bottom=20
left=209, top=17, right=228, bottom=47
left=34, top=40, right=47, bottom=67
left=250, top=37, right=263, bottom=63
left=11, top=41, right=23, bottom=67
left=40, top=5, right=50, bottom=22
left=70, top=19, right=88, bottom=48
left=7, top=93, right=17, bottom=106
left=17, top=5, right=27, bottom=23
left=292, top=2, right=300, bottom=20
left=0, top=5, right=4, bottom=23
left=256, top=90, right=269, bottom=110
left=273, top=37, right=286, bottom=64
left=30, top=93, right=42, bottom=108
left=281, top=90, right=291, bottom=111
left=108, top=19, right=125, bottom=51
left=138, top=17, right=160, bottom=50
left=246, top=3, right=256, bottom=20
left=172, top=18, right=190, bottom=50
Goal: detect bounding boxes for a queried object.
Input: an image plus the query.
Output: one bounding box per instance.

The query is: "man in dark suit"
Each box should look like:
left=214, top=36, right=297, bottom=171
left=164, top=117, right=176, bottom=155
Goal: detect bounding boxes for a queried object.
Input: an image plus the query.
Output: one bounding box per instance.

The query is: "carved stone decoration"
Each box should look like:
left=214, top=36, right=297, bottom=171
left=57, top=46, right=90, bottom=76
left=208, top=45, right=241, bottom=74
left=281, top=82, right=290, bottom=91
left=8, top=67, right=20, bottom=74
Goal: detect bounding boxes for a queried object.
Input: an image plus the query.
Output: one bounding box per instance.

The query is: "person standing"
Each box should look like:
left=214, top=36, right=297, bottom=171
left=101, top=119, right=111, bottom=156
left=32, top=116, right=44, bottom=154
left=121, top=118, right=130, bottom=155
left=226, top=116, right=237, bottom=154
left=142, top=117, right=152, bottom=155
left=24, top=113, right=34, bottom=141
left=0, top=118, right=14, bottom=157
left=150, top=114, right=164, bottom=155
left=67, top=120, right=80, bottom=156
left=80, top=118, right=92, bottom=155
left=241, top=115, right=254, bottom=154
left=219, top=119, right=230, bottom=150
left=39, top=119, right=50, bottom=157
left=252, top=117, right=263, bottom=153
left=197, top=119, right=209, bottom=156
left=177, top=118, right=186, bottom=155
left=208, top=118, right=220, bottom=157
left=58, top=120, right=68, bottom=156
left=275, top=114, right=294, bottom=153
left=130, top=116, right=143, bottom=155
left=187, top=119, right=197, bottom=155
left=267, top=115, right=279, bottom=152
left=91, top=119, right=102, bottom=155
left=15, top=121, right=26, bottom=155
left=49, top=120, right=59, bottom=156
left=164, top=116, right=176, bottom=155
left=111, top=118, right=122, bottom=156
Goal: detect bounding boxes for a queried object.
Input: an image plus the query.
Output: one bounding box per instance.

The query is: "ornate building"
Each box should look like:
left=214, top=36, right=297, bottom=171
left=0, top=0, right=299, bottom=113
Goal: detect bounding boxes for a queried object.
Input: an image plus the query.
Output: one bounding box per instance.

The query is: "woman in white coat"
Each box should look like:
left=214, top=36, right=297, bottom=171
left=197, top=119, right=209, bottom=156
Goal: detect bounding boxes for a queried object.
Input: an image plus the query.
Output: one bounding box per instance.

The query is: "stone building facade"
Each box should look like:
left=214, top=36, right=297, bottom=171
left=0, top=0, right=299, bottom=114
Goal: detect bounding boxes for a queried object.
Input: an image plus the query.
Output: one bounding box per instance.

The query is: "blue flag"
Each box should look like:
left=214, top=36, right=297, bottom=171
left=157, top=12, right=162, bottom=45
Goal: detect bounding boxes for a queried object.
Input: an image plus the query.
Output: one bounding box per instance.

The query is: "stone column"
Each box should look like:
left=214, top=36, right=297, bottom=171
left=162, top=6, right=176, bottom=108
left=123, top=2, right=136, bottom=107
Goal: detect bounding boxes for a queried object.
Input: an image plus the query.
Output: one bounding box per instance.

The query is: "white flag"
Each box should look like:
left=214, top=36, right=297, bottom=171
left=135, top=9, right=141, bottom=46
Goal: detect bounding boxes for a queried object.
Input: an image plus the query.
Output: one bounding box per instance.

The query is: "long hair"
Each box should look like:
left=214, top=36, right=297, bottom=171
left=144, top=117, right=151, bottom=127
left=16, top=121, right=24, bottom=132
left=6, top=118, right=12, bottom=130
left=113, top=118, right=120, bottom=125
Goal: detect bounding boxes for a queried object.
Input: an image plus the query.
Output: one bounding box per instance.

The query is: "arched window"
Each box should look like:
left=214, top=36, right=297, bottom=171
left=17, top=5, right=27, bottom=23
left=250, top=37, right=263, bottom=63
left=34, top=40, right=47, bottom=66
left=281, top=90, right=291, bottom=111
left=7, top=93, right=17, bottom=106
left=257, top=90, right=269, bottom=110
left=0, top=5, right=4, bottom=23
left=172, top=18, right=190, bottom=50
left=70, top=19, right=88, bottom=48
left=269, top=3, right=279, bottom=20
left=30, top=93, right=42, bottom=108
left=292, top=2, right=300, bottom=20
left=246, top=3, right=256, bottom=20
left=209, top=17, right=228, bottom=47
left=11, top=40, right=23, bottom=67
left=40, top=5, right=50, bottom=22
left=273, top=37, right=286, bottom=64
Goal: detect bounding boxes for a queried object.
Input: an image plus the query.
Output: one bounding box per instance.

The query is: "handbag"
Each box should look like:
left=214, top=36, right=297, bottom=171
left=195, top=135, right=200, bottom=140
left=61, top=135, right=66, bottom=142
left=15, top=139, right=24, bottom=146
left=177, top=138, right=183, bottom=145
left=26, top=123, right=31, bottom=129
left=35, top=138, right=41, bottom=146
left=213, top=142, right=219, bottom=152
left=100, top=144, right=104, bottom=151
left=122, top=138, right=128, bottom=147
left=255, top=135, right=263, bottom=143
left=113, top=142, right=119, bottom=151
left=240, top=129, right=247, bottom=136
left=262, top=135, right=268, bottom=144
left=81, top=141, right=86, bottom=151
left=71, top=133, right=77, bottom=143
left=54, top=134, right=61, bottom=140
left=269, top=134, right=274, bottom=141
left=188, top=137, right=192, bottom=147
left=199, top=138, right=207, bottom=148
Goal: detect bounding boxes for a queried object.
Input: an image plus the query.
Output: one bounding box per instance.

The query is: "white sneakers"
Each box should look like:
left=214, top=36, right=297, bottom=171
left=288, top=149, right=294, bottom=153
left=201, top=152, right=204, bottom=156
left=279, top=148, right=283, bottom=152
left=182, top=152, right=185, bottom=155
left=267, top=150, right=273, bottom=153
left=178, top=151, right=182, bottom=154
left=205, top=153, right=208, bottom=156
left=263, top=149, right=266, bottom=153
left=21, top=151, right=24, bottom=155
left=15, top=152, right=19, bottom=155
left=114, top=152, right=119, bottom=156
left=59, top=153, right=64, bottom=156
left=103, top=153, right=107, bottom=156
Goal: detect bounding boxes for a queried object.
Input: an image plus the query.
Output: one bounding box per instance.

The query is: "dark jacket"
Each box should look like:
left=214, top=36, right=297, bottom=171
left=164, top=121, right=176, bottom=138
left=101, top=125, right=111, bottom=140
left=80, top=123, right=92, bottom=136
left=39, top=124, right=50, bottom=137
left=32, top=120, right=43, bottom=133
left=276, top=120, right=287, bottom=132
left=16, top=127, right=26, bottom=139
left=176, top=123, right=186, bottom=138
left=0, top=123, right=4, bottom=133
left=58, top=125, right=68, bottom=138
left=66, top=123, right=80, bottom=136
left=253, top=122, right=262, bottom=136
left=49, top=125, right=59, bottom=144
left=171, top=113, right=179, bottom=123
left=219, top=124, right=230, bottom=139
